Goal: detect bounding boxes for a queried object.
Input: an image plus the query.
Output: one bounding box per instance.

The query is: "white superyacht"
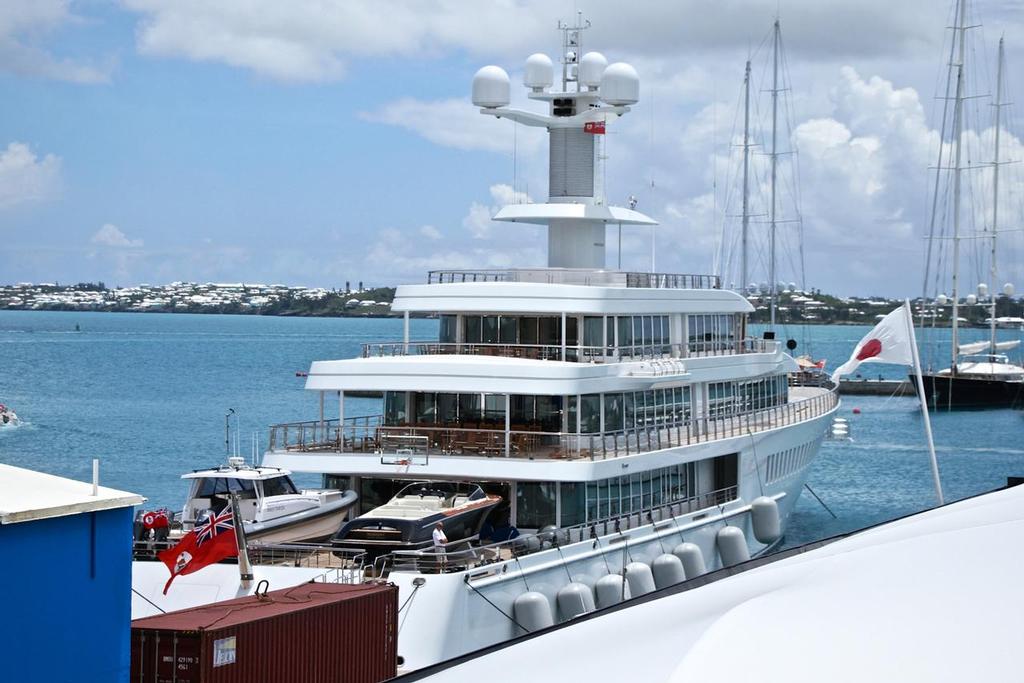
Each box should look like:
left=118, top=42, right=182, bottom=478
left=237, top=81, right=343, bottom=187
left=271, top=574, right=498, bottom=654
left=262, top=19, right=839, bottom=671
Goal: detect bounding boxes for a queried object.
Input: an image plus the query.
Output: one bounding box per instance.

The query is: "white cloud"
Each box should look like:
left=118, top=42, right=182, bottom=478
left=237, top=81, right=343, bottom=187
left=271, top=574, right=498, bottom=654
left=91, top=224, right=143, bottom=248
left=462, top=183, right=531, bottom=239
left=0, top=0, right=111, bottom=83
left=0, top=142, right=61, bottom=208
left=419, top=225, right=442, bottom=240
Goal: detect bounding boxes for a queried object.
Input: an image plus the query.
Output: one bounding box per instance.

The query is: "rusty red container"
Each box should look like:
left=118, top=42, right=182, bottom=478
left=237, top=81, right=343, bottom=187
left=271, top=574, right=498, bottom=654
left=131, top=582, right=397, bottom=683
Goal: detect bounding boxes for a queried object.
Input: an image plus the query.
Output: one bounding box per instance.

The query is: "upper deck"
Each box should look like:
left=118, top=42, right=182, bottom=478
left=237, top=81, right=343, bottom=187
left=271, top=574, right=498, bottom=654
left=427, top=269, right=720, bottom=289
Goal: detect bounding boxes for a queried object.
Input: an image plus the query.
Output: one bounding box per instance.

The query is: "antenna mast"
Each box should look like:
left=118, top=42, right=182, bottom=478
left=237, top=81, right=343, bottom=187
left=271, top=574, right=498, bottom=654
left=741, top=59, right=752, bottom=294
left=769, top=19, right=781, bottom=329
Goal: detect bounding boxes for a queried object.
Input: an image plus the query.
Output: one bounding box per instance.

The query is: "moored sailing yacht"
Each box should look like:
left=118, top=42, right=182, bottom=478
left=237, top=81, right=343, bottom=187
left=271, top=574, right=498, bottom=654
left=262, top=17, right=839, bottom=672
left=918, top=2, right=1024, bottom=408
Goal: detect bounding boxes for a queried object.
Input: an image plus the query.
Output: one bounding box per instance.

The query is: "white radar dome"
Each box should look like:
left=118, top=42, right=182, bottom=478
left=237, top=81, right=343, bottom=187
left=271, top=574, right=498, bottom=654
left=966, top=293, right=977, bottom=305
left=600, top=62, right=640, bottom=105
left=1004, top=282, right=1015, bottom=296
left=472, top=65, right=511, bottom=108
left=524, top=53, right=554, bottom=91
left=579, top=51, right=607, bottom=88
left=977, top=283, right=989, bottom=297
left=937, top=294, right=948, bottom=305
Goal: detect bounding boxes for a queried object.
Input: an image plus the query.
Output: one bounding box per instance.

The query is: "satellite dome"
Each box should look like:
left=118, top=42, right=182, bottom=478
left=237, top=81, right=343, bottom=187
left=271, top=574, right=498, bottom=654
left=965, top=293, right=977, bottom=306
left=937, top=293, right=948, bottom=305
left=524, top=53, right=554, bottom=91
left=579, top=51, right=607, bottom=88
left=472, top=66, right=511, bottom=108
left=600, top=62, right=639, bottom=105
left=1004, top=282, right=1015, bottom=296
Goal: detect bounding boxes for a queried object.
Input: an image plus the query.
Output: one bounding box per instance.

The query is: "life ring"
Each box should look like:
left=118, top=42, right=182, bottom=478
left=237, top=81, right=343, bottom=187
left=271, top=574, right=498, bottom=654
left=142, top=512, right=157, bottom=527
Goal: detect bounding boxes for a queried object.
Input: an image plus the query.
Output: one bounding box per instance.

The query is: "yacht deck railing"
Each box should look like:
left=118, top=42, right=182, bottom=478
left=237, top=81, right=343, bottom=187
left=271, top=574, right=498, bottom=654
left=426, top=268, right=721, bottom=290
left=360, top=338, right=780, bottom=361
left=268, top=386, right=837, bottom=461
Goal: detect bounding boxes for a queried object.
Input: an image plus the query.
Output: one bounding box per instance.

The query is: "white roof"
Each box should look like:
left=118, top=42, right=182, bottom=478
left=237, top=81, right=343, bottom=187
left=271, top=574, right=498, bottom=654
left=493, top=203, right=658, bottom=226
left=412, top=484, right=1024, bottom=682
left=392, top=282, right=752, bottom=315
left=0, top=463, right=145, bottom=525
left=181, top=464, right=293, bottom=480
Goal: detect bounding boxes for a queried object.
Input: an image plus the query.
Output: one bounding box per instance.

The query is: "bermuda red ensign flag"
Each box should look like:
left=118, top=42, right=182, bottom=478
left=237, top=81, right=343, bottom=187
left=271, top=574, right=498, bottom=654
left=158, top=508, right=238, bottom=594
left=584, top=120, right=605, bottom=134
left=830, top=305, right=914, bottom=383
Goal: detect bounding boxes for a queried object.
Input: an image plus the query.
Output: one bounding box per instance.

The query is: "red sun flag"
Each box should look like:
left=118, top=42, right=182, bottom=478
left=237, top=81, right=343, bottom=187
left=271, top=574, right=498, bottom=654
left=855, top=339, right=883, bottom=361
left=584, top=121, right=606, bottom=135
left=158, top=508, right=238, bottom=594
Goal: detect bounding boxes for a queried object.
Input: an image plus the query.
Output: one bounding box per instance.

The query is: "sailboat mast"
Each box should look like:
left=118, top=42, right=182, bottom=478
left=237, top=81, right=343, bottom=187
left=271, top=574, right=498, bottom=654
left=769, top=19, right=780, bottom=328
left=990, top=37, right=1004, bottom=352
left=741, top=59, right=752, bottom=294
left=950, top=0, right=967, bottom=373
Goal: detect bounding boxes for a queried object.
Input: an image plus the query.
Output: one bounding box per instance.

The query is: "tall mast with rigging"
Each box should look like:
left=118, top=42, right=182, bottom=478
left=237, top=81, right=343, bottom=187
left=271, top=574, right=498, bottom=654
left=988, top=37, right=1005, bottom=353
left=949, top=0, right=968, bottom=375
left=741, top=59, right=752, bottom=294
left=769, top=19, right=780, bottom=329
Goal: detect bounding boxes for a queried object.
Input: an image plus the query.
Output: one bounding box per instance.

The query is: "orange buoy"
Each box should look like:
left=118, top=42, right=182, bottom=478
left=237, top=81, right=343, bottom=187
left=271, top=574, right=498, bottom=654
left=852, top=407, right=861, bottom=414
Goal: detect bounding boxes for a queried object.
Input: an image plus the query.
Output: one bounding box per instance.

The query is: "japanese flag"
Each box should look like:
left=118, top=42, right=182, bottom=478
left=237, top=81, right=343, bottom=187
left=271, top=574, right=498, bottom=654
left=831, top=304, right=915, bottom=382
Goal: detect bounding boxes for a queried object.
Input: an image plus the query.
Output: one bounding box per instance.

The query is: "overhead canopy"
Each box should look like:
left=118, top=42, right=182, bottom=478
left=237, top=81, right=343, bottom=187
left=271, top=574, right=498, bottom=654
left=493, top=203, right=657, bottom=226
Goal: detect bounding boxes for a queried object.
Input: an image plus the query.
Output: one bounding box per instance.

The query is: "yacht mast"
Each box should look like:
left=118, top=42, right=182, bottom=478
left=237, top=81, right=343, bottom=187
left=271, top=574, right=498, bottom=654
left=950, top=0, right=967, bottom=374
left=741, top=59, right=752, bottom=293
left=989, top=37, right=1005, bottom=353
left=769, top=19, right=780, bottom=328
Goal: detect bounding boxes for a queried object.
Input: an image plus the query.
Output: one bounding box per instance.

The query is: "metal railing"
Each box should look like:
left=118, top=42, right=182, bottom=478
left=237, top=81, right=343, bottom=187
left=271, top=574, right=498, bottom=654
left=359, top=338, right=780, bottom=362
left=268, top=385, right=838, bottom=460
left=426, top=268, right=720, bottom=290
left=377, top=485, right=740, bottom=574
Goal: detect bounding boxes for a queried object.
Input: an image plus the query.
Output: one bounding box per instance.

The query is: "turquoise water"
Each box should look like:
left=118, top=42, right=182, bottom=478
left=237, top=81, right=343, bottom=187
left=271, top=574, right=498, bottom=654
left=1, top=311, right=1021, bottom=546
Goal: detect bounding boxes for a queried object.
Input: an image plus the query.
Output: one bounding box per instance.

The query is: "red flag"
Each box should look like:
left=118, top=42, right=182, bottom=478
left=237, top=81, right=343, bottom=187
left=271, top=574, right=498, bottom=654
left=584, top=120, right=606, bottom=134
left=158, top=508, right=238, bottom=594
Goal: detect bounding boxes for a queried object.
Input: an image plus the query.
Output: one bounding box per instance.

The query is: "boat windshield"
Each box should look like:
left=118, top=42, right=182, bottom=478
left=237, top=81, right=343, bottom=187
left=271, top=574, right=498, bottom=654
left=261, top=475, right=299, bottom=497
left=395, top=481, right=483, bottom=501
left=196, top=477, right=256, bottom=499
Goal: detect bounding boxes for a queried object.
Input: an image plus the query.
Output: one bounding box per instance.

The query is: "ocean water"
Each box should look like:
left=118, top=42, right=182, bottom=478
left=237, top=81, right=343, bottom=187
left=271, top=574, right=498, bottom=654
left=1, top=310, right=1021, bottom=547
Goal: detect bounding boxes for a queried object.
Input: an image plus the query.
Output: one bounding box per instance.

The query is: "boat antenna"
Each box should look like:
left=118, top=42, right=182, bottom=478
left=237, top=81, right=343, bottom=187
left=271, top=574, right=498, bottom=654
left=225, top=408, right=235, bottom=458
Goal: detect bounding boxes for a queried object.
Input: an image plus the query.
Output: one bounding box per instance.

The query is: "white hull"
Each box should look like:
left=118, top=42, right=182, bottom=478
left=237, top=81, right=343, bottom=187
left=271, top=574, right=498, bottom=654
left=246, top=505, right=352, bottom=545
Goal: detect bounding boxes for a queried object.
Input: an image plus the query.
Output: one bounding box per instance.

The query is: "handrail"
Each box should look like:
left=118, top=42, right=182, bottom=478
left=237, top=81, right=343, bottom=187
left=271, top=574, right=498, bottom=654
left=426, top=268, right=721, bottom=289
left=359, top=338, right=780, bottom=361
left=267, top=384, right=839, bottom=460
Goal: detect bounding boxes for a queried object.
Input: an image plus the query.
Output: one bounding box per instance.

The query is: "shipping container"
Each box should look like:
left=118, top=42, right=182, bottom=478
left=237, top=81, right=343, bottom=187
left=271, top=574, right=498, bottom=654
left=131, top=582, right=397, bottom=683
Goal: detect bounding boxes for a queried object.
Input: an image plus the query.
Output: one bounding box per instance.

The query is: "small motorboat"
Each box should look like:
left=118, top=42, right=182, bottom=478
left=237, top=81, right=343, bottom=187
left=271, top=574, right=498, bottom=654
left=0, top=404, right=20, bottom=427
left=332, top=481, right=502, bottom=555
left=174, top=457, right=358, bottom=544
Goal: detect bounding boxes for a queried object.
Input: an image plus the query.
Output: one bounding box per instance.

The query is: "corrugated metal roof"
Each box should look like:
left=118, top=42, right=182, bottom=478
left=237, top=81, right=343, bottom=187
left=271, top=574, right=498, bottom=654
left=0, top=463, right=145, bottom=525
left=131, top=582, right=392, bottom=631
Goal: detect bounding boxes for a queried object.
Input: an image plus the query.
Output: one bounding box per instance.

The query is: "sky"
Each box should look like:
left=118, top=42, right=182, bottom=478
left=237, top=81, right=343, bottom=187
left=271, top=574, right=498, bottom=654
left=1, top=0, right=1024, bottom=297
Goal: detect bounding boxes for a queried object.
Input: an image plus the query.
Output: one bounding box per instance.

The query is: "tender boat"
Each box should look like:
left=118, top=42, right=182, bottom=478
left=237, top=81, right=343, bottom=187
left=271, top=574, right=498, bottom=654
left=333, top=481, right=502, bottom=555
left=177, top=457, right=358, bottom=544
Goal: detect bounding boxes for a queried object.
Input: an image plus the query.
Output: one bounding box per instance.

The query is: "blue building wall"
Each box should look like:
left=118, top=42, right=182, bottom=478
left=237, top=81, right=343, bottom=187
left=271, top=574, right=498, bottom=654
left=0, top=505, right=134, bottom=683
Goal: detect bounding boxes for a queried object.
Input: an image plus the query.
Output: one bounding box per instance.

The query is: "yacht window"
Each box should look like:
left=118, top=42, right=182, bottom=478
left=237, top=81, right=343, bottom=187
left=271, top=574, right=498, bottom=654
left=483, top=394, right=505, bottom=426
left=384, top=391, right=407, bottom=425
left=643, top=316, right=654, bottom=347
left=459, top=393, right=482, bottom=425
left=580, top=394, right=601, bottom=433
left=567, top=395, right=578, bottom=433
left=633, top=317, right=643, bottom=348
left=559, top=482, right=585, bottom=527
left=538, top=317, right=560, bottom=346
left=534, top=395, right=562, bottom=432
left=499, top=317, right=518, bottom=344
left=583, top=316, right=603, bottom=348
left=516, top=482, right=557, bottom=529
left=414, top=392, right=437, bottom=424
left=439, top=315, right=457, bottom=344
left=520, top=317, right=539, bottom=345
left=464, top=316, right=482, bottom=344
left=603, top=392, right=624, bottom=433
left=618, top=316, right=633, bottom=350
left=228, top=478, right=257, bottom=499
left=436, top=393, right=459, bottom=424
left=606, top=317, right=615, bottom=353
left=261, top=476, right=297, bottom=497
left=482, top=316, right=499, bottom=344
left=565, top=316, right=579, bottom=346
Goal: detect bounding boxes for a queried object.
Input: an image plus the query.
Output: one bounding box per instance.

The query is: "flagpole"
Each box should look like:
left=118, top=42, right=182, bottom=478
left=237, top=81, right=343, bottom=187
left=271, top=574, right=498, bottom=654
left=904, top=299, right=944, bottom=505
left=229, top=494, right=254, bottom=590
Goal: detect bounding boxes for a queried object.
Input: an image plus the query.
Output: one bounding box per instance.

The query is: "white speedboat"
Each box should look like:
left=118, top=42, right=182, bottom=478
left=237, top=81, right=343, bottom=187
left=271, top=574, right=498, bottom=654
left=0, top=404, right=20, bottom=427
left=177, top=457, right=357, bottom=544
left=261, top=17, right=838, bottom=672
